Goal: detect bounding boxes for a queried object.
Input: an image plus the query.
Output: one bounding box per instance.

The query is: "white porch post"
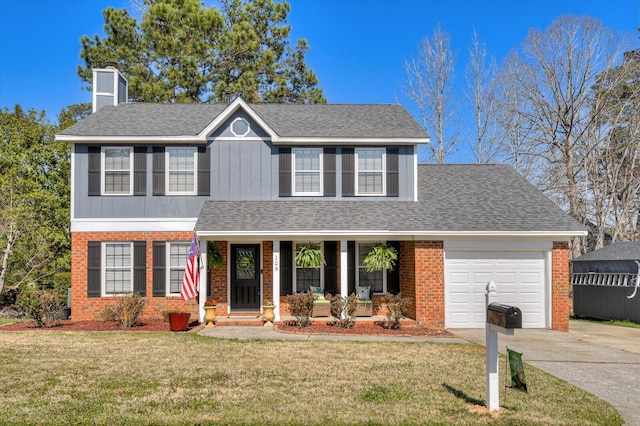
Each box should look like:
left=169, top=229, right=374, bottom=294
left=198, top=239, right=207, bottom=324
left=340, top=240, right=348, bottom=299
left=272, top=240, right=281, bottom=321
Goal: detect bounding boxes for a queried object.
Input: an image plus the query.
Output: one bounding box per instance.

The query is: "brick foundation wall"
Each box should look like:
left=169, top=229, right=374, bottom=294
left=552, top=241, right=571, bottom=331
left=71, top=231, right=199, bottom=321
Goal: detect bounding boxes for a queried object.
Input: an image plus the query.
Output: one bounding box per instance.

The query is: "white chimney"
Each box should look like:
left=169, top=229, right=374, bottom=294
left=92, top=63, right=128, bottom=113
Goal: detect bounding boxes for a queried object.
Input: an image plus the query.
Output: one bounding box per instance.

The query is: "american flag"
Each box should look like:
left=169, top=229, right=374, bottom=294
left=180, top=233, right=200, bottom=301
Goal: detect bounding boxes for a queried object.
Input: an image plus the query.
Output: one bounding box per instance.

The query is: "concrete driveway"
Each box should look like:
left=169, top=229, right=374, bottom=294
left=452, top=320, right=640, bottom=425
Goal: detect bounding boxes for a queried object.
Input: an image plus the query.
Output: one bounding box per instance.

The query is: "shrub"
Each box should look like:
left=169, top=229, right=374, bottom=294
left=330, top=293, right=359, bottom=328
left=382, top=292, right=412, bottom=330
left=16, top=284, right=65, bottom=328
left=101, top=293, right=148, bottom=328
left=285, top=292, right=314, bottom=328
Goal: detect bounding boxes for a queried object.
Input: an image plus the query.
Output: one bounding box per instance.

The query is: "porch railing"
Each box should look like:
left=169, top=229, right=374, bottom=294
left=571, top=273, right=638, bottom=287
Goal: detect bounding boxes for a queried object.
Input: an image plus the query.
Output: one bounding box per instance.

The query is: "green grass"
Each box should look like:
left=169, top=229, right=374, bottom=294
left=0, top=318, right=29, bottom=326
left=0, top=331, right=622, bottom=425
left=572, top=315, right=640, bottom=329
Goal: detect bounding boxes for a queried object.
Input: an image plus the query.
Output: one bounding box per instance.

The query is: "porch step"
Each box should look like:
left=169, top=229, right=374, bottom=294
left=216, top=315, right=264, bottom=326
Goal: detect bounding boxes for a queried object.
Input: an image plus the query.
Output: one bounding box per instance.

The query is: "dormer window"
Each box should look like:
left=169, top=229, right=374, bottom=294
left=102, top=147, right=133, bottom=195
left=292, top=148, right=322, bottom=196
left=230, top=117, right=250, bottom=137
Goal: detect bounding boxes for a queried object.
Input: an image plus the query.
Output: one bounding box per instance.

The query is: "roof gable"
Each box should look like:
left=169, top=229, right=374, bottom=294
left=56, top=98, right=430, bottom=143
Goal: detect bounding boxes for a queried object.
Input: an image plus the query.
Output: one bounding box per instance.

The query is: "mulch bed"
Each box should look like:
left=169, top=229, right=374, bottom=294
left=0, top=319, right=174, bottom=332
left=1, top=319, right=453, bottom=337
left=276, top=321, right=453, bottom=337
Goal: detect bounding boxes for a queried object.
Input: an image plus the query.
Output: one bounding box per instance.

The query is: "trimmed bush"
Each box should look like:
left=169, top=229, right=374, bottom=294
left=285, top=292, right=314, bottom=328
left=101, top=293, right=148, bottom=328
left=330, top=293, right=359, bottom=328
left=382, top=292, right=412, bottom=329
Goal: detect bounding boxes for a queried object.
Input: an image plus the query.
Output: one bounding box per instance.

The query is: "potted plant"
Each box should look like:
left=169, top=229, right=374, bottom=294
left=295, top=242, right=326, bottom=287
left=203, top=299, right=217, bottom=328
left=363, top=243, right=398, bottom=272
left=168, top=311, right=191, bottom=332
left=262, top=299, right=275, bottom=327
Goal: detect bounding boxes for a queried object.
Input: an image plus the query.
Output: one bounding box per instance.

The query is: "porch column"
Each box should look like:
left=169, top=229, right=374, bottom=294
left=273, top=240, right=281, bottom=321
left=198, top=239, right=207, bottom=324
left=340, top=240, right=348, bottom=299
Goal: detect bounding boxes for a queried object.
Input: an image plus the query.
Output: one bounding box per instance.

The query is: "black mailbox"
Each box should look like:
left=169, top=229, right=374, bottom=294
left=487, top=303, right=522, bottom=329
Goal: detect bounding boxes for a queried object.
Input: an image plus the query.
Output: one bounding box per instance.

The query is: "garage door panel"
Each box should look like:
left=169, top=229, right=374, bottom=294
left=445, top=251, right=546, bottom=329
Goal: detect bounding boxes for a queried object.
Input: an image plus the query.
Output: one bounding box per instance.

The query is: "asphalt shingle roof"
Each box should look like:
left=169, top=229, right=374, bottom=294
left=195, top=164, right=585, bottom=235
left=57, top=102, right=428, bottom=139
left=573, top=242, right=640, bottom=262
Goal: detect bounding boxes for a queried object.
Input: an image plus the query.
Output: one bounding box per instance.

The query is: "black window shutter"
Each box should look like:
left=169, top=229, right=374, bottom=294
left=152, top=146, right=165, bottom=196
left=197, top=145, right=210, bottom=196
left=386, top=241, right=401, bottom=294
left=133, top=146, right=147, bottom=196
left=324, top=241, right=338, bottom=295
left=133, top=241, right=146, bottom=296
left=342, top=148, right=355, bottom=197
left=386, top=147, right=399, bottom=197
left=152, top=242, right=166, bottom=297
left=279, top=148, right=291, bottom=197
left=323, top=148, right=336, bottom=197
left=280, top=241, right=293, bottom=295
left=87, top=241, right=101, bottom=298
left=88, top=146, right=101, bottom=196
left=347, top=241, right=356, bottom=295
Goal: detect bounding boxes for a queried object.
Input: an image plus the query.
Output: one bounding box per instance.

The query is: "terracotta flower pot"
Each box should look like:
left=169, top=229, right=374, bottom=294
left=168, top=312, right=191, bottom=331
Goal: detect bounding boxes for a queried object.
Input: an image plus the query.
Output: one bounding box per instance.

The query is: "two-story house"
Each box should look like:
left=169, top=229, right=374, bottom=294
left=56, top=67, right=585, bottom=330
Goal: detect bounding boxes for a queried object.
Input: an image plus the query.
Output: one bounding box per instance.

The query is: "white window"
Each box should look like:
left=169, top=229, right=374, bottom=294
left=102, top=147, right=133, bottom=195
left=166, top=147, right=197, bottom=194
left=357, top=242, right=386, bottom=294
left=292, top=148, right=322, bottom=196
left=355, top=148, right=385, bottom=195
left=294, top=242, right=324, bottom=292
left=103, top=242, right=133, bottom=295
left=167, top=242, right=191, bottom=295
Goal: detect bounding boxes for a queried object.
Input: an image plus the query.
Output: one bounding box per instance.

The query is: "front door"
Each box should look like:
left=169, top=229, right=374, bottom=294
left=230, top=244, right=261, bottom=311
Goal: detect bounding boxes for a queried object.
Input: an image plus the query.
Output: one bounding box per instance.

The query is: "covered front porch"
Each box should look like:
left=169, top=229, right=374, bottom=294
left=194, top=238, right=445, bottom=329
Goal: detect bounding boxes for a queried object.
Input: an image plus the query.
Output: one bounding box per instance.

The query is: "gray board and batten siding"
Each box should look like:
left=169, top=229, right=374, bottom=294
left=73, top=111, right=416, bottom=219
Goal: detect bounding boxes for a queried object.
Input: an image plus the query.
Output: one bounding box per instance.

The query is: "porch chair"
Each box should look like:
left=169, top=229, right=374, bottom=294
left=355, top=286, right=373, bottom=317
left=310, top=286, right=331, bottom=317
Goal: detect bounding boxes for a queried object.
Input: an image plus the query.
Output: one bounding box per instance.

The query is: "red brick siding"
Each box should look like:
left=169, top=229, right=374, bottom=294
left=263, top=241, right=273, bottom=305
left=71, top=231, right=199, bottom=321
left=552, top=241, right=571, bottom=331
left=208, top=241, right=228, bottom=317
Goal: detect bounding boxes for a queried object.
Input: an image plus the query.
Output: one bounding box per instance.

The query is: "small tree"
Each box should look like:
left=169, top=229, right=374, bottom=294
left=16, top=283, right=66, bottom=328
left=330, top=293, right=359, bottom=328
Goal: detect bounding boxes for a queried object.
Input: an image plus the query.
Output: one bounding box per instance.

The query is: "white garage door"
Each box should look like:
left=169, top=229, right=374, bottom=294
left=445, top=251, right=546, bottom=328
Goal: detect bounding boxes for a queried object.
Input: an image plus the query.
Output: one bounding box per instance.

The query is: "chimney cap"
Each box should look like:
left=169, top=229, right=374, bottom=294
left=104, top=60, right=118, bottom=69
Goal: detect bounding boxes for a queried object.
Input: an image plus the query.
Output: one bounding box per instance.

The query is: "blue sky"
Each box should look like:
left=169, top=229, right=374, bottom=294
left=1, top=0, right=639, bottom=160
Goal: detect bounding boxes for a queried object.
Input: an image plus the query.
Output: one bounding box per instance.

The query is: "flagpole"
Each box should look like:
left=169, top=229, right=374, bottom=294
left=198, top=237, right=207, bottom=324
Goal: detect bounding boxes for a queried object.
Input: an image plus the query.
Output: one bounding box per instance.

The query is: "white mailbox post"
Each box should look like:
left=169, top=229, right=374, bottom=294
left=485, top=281, right=514, bottom=412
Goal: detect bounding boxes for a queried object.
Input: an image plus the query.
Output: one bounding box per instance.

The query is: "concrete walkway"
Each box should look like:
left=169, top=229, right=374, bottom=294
left=453, top=321, right=640, bottom=425
left=198, top=321, right=640, bottom=425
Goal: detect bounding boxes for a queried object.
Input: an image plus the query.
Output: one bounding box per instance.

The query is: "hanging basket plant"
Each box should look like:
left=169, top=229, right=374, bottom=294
left=363, top=243, right=398, bottom=272
left=207, top=241, right=224, bottom=270
left=295, top=243, right=326, bottom=269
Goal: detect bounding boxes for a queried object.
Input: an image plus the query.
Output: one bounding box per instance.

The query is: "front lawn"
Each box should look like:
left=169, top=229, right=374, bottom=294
left=0, top=331, right=622, bottom=425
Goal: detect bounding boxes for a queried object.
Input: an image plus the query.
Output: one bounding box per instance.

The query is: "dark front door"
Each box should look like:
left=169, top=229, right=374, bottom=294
left=230, top=244, right=261, bottom=311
